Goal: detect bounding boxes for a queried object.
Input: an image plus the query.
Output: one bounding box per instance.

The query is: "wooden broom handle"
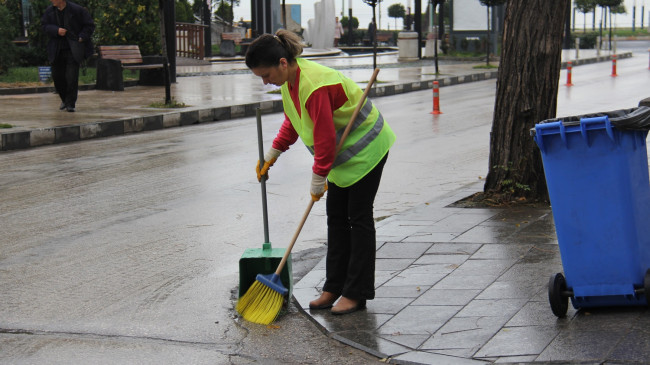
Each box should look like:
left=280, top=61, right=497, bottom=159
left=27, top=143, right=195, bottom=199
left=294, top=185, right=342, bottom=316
left=337, top=68, right=380, bottom=153
left=274, top=68, right=380, bottom=275
left=274, top=200, right=314, bottom=275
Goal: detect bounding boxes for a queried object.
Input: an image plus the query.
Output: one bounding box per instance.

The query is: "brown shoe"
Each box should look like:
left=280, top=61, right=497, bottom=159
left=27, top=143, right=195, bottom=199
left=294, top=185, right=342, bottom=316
left=309, top=291, right=339, bottom=310
left=331, top=297, right=366, bottom=315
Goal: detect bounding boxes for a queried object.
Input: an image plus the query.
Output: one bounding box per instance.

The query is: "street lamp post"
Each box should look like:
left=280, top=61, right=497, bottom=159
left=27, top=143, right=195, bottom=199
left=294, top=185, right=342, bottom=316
left=203, top=0, right=211, bottom=58
left=349, top=0, right=353, bottom=45
left=362, top=0, right=379, bottom=69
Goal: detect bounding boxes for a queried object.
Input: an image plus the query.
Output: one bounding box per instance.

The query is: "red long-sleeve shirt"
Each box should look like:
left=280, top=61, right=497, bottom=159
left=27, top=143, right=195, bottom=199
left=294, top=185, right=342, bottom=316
left=271, top=66, right=349, bottom=177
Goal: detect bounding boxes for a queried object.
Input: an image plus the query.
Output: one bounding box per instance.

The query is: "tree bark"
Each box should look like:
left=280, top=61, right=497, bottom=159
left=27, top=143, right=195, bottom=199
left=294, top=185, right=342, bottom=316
left=483, top=0, right=570, bottom=202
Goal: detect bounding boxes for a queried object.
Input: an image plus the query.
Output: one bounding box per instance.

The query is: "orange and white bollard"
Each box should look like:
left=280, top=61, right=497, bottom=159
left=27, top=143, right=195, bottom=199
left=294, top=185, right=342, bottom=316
left=611, top=54, right=618, bottom=77
left=430, top=81, right=442, bottom=115
left=566, top=61, right=574, bottom=86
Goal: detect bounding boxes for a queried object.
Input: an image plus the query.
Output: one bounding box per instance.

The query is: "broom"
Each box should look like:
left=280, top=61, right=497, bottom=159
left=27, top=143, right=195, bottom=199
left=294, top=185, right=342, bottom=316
left=237, top=68, right=381, bottom=325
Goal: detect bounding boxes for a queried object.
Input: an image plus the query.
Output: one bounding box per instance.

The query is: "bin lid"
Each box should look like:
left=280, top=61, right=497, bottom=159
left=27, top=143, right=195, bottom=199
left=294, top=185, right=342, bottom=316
left=531, top=106, right=650, bottom=136
left=640, top=97, right=650, bottom=108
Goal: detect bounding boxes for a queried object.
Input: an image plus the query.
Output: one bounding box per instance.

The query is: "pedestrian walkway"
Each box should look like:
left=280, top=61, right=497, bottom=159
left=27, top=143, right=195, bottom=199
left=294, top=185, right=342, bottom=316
left=2, top=47, right=648, bottom=365
left=294, top=180, right=650, bottom=364
left=0, top=49, right=626, bottom=151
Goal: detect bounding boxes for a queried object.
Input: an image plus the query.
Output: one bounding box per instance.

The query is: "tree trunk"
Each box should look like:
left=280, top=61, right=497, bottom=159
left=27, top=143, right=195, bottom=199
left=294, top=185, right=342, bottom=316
left=483, top=0, right=570, bottom=202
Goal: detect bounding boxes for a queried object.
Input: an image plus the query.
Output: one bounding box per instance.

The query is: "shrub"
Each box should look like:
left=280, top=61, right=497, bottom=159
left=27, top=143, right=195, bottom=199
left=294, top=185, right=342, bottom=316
left=17, top=46, right=48, bottom=66
left=0, top=4, right=19, bottom=74
left=93, top=1, right=161, bottom=55
left=25, top=0, right=50, bottom=62
left=578, top=32, right=598, bottom=49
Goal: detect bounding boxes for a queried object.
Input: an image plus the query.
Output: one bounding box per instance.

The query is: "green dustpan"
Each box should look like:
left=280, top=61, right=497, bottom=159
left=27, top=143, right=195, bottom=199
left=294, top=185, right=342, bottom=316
left=238, top=108, right=292, bottom=298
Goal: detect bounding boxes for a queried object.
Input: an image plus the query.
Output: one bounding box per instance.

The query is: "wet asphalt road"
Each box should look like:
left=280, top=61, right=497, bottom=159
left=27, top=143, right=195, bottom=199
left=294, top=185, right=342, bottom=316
left=0, top=78, right=494, bottom=364
left=1, top=45, right=649, bottom=364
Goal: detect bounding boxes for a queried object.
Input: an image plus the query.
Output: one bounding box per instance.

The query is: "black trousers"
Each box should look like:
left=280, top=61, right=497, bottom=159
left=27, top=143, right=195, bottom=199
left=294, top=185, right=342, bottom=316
left=323, top=153, right=388, bottom=301
left=51, top=49, right=80, bottom=108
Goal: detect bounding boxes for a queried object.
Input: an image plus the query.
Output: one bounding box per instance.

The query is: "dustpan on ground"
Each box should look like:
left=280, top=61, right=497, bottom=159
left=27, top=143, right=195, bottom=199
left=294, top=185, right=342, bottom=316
left=238, top=108, right=292, bottom=298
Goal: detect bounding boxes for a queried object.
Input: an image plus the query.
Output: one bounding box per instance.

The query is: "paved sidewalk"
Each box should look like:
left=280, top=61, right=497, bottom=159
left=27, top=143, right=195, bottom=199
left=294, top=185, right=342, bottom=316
left=294, top=180, right=650, bottom=364
left=3, top=48, right=648, bottom=364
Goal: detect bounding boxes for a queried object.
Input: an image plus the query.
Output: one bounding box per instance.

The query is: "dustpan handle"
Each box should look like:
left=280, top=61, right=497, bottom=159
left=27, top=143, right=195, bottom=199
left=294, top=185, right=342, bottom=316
left=256, top=108, right=270, bottom=244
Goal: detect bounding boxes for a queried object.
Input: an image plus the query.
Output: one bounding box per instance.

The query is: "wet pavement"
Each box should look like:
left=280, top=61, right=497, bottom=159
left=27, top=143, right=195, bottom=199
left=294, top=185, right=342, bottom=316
left=294, top=181, right=650, bottom=364
left=2, top=46, right=650, bottom=364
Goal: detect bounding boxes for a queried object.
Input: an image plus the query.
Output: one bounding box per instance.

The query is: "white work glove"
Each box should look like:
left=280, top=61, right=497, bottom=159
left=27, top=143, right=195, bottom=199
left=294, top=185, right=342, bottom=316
left=310, top=173, right=328, bottom=201
left=256, top=147, right=282, bottom=182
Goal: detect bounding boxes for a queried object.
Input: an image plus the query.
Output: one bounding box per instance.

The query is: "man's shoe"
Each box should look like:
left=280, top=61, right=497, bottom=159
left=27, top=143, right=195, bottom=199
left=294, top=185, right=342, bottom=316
left=66, top=106, right=75, bottom=112
left=59, top=102, right=67, bottom=110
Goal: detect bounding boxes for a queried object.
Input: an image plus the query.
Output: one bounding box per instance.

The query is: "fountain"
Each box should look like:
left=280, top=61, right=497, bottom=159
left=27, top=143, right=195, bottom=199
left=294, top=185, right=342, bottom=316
left=303, top=0, right=336, bottom=50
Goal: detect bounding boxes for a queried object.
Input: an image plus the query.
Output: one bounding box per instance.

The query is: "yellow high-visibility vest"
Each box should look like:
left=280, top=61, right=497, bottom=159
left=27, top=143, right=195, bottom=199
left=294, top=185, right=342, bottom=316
left=281, top=58, right=396, bottom=187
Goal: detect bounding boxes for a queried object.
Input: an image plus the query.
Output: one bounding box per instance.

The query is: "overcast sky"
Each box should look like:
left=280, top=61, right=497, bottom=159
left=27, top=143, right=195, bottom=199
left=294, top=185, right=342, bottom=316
left=223, top=0, right=649, bottom=31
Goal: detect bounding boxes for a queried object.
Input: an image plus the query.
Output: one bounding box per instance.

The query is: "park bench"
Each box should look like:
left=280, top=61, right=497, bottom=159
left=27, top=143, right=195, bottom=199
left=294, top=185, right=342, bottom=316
left=95, top=45, right=169, bottom=91
left=221, top=32, right=243, bottom=45
left=219, top=32, right=245, bottom=57
left=363, top=32, right=394, bottom=46
left=376, top=32, right=393, bottom=44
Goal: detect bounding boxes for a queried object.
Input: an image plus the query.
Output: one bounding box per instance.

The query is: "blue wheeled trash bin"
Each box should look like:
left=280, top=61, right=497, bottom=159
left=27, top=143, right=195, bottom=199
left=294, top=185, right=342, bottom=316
left=533, top=106, right=650, bottom=317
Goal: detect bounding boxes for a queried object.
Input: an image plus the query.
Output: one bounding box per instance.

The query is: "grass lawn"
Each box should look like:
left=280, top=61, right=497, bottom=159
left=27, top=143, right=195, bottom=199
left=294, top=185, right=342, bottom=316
left=0, top=66, right=138, bottom=88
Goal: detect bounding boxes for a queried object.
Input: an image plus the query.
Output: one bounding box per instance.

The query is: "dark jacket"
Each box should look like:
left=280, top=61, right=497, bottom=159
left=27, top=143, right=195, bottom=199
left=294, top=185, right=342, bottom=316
left=42, top=1, right=95, bottom=64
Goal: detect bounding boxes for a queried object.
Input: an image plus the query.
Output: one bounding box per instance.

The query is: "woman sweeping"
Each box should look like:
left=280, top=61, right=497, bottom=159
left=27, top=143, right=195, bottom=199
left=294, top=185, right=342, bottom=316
left=246, top=30, right=395, bottom=315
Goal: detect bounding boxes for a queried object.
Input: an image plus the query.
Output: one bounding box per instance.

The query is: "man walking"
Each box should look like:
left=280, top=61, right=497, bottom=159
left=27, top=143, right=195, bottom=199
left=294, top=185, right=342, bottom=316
left=42, top=0, right=94, bottom=112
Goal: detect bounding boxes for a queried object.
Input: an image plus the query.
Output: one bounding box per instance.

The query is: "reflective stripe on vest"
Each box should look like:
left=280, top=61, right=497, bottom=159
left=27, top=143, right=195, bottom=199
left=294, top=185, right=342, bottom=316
left=333, top=99, right=383, bottom=168
left=303, top=98, right=377, bottom=167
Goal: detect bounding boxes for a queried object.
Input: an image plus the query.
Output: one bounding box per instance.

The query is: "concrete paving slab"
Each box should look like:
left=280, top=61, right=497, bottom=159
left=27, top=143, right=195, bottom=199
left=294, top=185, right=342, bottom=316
left=294, top=177, right=650, bottom=364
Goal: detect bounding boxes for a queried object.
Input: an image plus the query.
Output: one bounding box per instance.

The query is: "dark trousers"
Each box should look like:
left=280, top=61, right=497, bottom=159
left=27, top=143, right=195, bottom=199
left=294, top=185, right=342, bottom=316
left=51, top=49, right=80, bottom=108
left=323, top=153, right=388, bottom=300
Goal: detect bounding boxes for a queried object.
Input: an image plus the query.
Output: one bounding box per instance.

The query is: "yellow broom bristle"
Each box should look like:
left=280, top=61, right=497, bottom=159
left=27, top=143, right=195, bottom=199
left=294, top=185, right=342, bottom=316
left=236, top=280, right=284, bottom=325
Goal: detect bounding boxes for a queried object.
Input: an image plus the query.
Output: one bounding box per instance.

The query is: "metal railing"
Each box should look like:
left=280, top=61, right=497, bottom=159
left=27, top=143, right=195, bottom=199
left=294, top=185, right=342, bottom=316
left=176, top=22, right=207, bottom=60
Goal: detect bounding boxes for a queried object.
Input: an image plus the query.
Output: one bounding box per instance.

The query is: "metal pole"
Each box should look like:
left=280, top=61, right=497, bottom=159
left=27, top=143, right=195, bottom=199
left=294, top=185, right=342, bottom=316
left=165, top=0, right=176, bottom=83
left=265, top=0, right=272, bottom=33
left=18, top=0, right=25, bottom=37
left=159, top=0, right=171, bottom=104
left=572, top=6, right=576, bottom=31
left=434, top=1, right=439, bottom=74
left=203, top=0, right=211, bottom=58
left=348, top=6, right=353, bottom=45
left=641, top=6, right=645, bottom=28
left=372, top=6, right=377, bottom=71
left=486, top=6, right=490, bottom=66
left=415, top=0, right=422, bottom=59
left=608, top=7, right=613, bottom=51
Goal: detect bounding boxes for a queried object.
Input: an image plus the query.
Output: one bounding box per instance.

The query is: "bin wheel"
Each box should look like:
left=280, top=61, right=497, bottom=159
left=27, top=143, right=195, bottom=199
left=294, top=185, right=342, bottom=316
left=645, top=269, right=650, bottom=305
left=549, top=273, right=569, bottom=318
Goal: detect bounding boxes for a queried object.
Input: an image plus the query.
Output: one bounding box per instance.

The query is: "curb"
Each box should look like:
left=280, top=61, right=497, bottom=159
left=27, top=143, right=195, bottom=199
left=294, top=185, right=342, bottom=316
left=560, top=51, right=632, bottom=68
